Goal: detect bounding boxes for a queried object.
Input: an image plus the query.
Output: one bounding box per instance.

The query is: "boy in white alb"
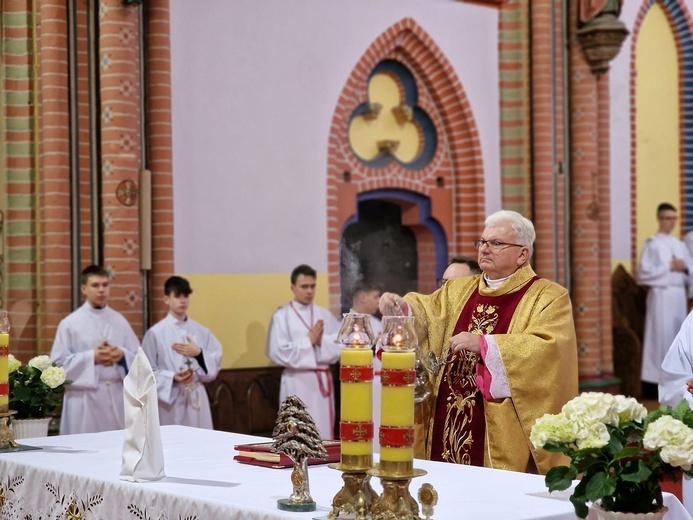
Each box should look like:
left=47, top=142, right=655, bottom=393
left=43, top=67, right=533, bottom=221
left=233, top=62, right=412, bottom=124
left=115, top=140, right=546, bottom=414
left=266, top=264, right=341, bottom=439
left=142, top=276, right=222, bottom=429
left=637, top=203, right=693, bottom=398
left=51, top=265, right=140, bottom=434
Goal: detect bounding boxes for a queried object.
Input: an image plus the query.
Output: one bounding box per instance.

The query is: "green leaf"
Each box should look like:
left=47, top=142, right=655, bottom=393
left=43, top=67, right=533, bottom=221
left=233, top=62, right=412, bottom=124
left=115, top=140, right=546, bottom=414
left=570, top=493, right=589, bottom=519
left=621, top=460, right=652, bottom=483
left=545, top=465, right=576, bottom=492
left=585, top=471, right=617, bottom=502
left=612, top=446, right=640, bottom=461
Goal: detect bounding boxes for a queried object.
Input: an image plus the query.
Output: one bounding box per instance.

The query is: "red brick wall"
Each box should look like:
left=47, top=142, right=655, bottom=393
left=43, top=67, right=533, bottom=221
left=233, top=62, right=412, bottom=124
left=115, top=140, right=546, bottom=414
left=2, top=0, right=174, bottom=357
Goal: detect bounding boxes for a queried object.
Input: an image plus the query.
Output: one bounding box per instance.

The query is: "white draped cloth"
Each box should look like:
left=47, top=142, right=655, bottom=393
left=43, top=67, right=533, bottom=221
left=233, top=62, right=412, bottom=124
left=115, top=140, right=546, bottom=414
left=141, top=313, right=222, bottom=429
left=266, top=302, right=340, bottom=439
left=659, top=310, right=693, bottom=408
left=0, top=426, right=690, bottom=520
left=50, top=303, right=140, bottom=435
left=659, top=312, right=693, bottom=516
left=637, top=233, right=693, bottom=383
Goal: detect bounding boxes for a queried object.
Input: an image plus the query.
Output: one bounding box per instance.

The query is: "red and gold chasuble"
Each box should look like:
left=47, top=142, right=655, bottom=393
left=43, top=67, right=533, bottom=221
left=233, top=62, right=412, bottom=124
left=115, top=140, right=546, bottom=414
left=429, top=277, right=538, bottom=464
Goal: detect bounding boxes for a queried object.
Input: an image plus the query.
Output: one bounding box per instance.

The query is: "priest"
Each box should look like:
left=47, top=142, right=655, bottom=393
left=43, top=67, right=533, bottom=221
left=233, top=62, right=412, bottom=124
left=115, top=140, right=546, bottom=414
left=379, top=210, right=578, bottom=474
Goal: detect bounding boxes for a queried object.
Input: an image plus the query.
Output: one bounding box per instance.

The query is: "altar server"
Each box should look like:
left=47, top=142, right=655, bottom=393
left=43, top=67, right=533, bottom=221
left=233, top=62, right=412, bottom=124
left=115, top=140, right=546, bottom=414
left=142, top=276, right=222, bottom=429
left=266, top=264, right=341, bottom=439
left=51, top=265, right=140, bottom=435
left=638, top=203, right=693, bottom=398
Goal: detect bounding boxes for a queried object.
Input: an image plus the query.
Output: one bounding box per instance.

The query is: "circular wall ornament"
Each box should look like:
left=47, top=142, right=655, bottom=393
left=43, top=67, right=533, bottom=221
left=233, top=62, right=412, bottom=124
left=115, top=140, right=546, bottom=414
left=116, top=179, right=138, bottom=207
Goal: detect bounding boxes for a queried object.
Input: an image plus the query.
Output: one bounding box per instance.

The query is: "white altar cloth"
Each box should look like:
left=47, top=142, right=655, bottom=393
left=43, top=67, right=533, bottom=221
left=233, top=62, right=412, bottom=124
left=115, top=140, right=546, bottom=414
left=0, top=425, right=689, bottom=520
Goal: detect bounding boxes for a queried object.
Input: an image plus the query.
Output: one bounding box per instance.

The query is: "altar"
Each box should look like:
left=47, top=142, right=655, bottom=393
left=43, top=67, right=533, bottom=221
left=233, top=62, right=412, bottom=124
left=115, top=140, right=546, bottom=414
left=0, top=425, right=689, bottom=519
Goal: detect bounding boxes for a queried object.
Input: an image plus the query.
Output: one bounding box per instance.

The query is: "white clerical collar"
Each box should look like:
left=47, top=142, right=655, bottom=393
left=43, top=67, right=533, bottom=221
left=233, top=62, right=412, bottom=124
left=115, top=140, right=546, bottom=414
left=167, top=312, right=187, bottom=324
left=292, top=301, right=311, bottom=309
left=86, top=302, right=108, bottom=311
left=483, top=273, right=511, bottom=290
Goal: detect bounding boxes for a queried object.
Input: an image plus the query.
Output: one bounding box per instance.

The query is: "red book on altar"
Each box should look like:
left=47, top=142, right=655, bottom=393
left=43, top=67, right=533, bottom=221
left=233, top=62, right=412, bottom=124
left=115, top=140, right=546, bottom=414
left=233, top=440, right=341, bottom=469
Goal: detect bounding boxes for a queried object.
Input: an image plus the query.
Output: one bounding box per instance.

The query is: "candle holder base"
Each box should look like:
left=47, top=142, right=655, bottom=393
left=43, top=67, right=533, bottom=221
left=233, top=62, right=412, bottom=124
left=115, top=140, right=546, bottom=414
left=0, top=410, right=18, bottom=450
left=367, top=467, right=427, bottom=520
left=327, top=463, right=379, bottom=520
left=0, top=411, right=43, bottom=453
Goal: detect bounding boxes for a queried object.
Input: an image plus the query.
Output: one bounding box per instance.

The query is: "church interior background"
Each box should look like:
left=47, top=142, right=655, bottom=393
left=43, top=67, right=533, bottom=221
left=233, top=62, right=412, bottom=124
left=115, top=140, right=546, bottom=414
left=0, top=0, right=690, bottom=417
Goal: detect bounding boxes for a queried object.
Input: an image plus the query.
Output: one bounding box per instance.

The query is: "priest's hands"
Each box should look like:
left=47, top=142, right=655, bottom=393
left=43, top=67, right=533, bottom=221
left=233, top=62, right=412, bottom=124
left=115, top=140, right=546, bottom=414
left=172, top=336, right=201, bottom=357
left=94, top=342, right=125, bottom=365
left=686, top=378, right=693, bottom=395
left=379, top=292, right=409, bottom=315
left=449, top=332, right=481, bottom=354
left=309, top=319, right=324, bottom=347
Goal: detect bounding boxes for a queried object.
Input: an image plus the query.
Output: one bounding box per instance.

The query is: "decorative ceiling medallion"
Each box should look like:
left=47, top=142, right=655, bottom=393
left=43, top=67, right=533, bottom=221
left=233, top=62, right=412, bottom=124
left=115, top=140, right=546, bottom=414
left=116, top=179, right=138, bottom=207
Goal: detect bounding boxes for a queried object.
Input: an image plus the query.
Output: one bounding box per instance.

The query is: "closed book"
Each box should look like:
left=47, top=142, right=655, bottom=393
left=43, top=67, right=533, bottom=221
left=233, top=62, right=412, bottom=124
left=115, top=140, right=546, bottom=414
left=233, top=440, right=340, bottom=469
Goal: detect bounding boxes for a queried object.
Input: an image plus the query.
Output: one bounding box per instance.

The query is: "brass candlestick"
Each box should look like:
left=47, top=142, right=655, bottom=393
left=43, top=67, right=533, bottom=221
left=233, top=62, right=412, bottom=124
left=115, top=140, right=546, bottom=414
left=0, top=410, right=18, bottom=450
left=367, top=467, right=427, bottom=520
left=327, top=464, right=379, bottom=520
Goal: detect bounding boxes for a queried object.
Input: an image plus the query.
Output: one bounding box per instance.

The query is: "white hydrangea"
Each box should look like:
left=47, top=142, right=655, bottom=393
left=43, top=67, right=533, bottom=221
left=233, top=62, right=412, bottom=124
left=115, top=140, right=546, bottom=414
left=530, top=413, right=579, bottom=449
left=643, top=415, right=693, bottom=470
left=28, top=355, right=53, bottom=372
left=40, top=366, right=66, bottom=389
left=613, top=395, right=648, bottom=424
left=562, top=392, right=619, bottom=426
left=7, top=354, right=21, bottom=374
left=575, top=420, right=610, bottom=449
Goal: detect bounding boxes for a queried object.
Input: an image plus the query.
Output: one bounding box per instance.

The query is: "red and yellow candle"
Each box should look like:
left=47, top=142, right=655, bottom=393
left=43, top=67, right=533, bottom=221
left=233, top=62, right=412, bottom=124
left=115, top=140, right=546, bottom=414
left=379, top=350, right=416, bottom=476
left=0, top=333, right=8, bottom=413
left=339, top=345, right=374, bottom=470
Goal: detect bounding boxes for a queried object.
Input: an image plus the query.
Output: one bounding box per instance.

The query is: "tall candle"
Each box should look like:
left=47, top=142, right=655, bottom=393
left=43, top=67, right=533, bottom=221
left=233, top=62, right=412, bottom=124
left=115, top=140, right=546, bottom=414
left=379, top=350, right=416, bottom=476
left=339, top=347, right=374, bottom=470
left=0, top=333, right=8, bottom=413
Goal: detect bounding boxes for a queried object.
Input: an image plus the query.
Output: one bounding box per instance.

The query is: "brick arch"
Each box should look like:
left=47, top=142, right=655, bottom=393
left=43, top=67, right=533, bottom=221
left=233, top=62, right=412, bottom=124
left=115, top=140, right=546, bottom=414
left=326, top=17, right=485, bottom=312
left=630, top=0, right=693, bottom=263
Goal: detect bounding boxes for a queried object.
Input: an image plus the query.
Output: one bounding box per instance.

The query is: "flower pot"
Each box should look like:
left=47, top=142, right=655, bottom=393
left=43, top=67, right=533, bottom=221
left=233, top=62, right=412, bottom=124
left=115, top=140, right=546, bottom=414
left=591, top=503, right=669, bottom=520
left=11, top=417, right=52, bottom=440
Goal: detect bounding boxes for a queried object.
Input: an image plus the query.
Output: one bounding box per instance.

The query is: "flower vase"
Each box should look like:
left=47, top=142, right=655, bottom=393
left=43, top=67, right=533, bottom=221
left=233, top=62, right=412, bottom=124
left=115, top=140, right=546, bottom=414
left=591, top=503, right=669, bottom=520
left=11, top=417, right=51, bottom=440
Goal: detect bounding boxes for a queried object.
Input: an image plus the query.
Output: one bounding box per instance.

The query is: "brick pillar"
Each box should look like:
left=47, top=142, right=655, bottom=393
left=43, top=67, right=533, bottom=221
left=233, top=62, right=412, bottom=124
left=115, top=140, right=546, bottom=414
left=37, top=1, right=72, bottom=355
left=597, top=75, right=614, bottom=377
left=145, top=0, right=175, bottom=324
left=2, top=0, right=38, bottom=357
left=530, top=0, right=568, bottom=286
left=98, top=0, right=143, bottom=335
left=569, top=2, right=615, bottom=387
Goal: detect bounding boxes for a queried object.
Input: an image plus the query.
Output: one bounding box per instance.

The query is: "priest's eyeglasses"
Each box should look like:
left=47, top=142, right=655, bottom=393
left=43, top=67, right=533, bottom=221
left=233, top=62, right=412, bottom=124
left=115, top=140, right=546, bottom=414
left=473, top=239, right=524, bottom=251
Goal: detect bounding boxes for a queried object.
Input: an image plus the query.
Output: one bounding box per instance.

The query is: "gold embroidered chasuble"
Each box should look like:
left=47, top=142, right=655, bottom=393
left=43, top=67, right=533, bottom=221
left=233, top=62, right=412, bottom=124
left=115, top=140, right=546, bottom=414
left=404, top=263, right=579, bottom=474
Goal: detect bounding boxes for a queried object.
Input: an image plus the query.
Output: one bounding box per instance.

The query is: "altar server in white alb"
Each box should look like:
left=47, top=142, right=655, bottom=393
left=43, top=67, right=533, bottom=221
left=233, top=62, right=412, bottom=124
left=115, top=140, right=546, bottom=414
left=637, top=203, right=693, bottom=397
left=50, top=265, right=140, bottom=435
left=266, top=264, right=341, bottom=439
left=142, top=276, right=222, bottom=429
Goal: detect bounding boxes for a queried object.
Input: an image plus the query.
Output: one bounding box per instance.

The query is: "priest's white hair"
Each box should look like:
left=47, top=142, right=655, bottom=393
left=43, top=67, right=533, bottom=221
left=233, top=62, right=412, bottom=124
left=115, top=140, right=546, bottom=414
left=485, top=210, right=535, bottom=257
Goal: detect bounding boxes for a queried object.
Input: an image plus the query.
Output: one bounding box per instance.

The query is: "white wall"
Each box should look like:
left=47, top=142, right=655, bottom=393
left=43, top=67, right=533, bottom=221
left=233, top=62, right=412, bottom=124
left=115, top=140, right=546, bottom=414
left=170, top=0, right=499, bottom=274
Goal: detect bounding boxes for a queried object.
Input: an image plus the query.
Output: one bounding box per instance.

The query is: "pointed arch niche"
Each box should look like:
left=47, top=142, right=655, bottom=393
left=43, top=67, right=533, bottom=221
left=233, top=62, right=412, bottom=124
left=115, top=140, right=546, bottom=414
left=630, top=0, right=693, bottom=262
left=326, top=18, right=485, bottom=312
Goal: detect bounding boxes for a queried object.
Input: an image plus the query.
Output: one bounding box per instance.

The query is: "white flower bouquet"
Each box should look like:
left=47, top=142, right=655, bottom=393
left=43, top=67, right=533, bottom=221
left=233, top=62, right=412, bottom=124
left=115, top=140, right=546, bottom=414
left=530, top=392, right=693, bottom=518
left=8, top=354, right=68, bottom=419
